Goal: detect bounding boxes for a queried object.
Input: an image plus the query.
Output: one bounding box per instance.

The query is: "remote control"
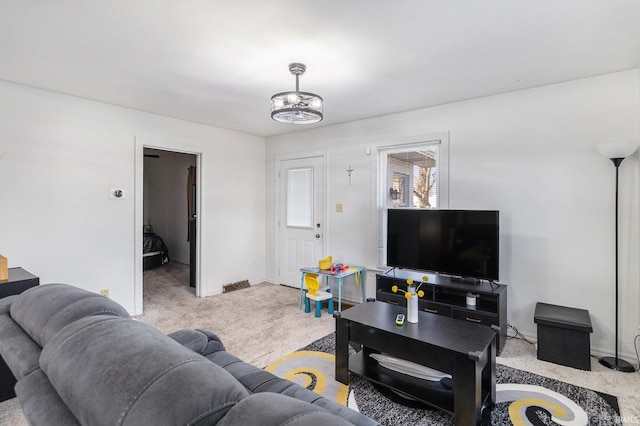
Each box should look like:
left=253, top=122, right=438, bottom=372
left=395, top=313, right=405, bottom=326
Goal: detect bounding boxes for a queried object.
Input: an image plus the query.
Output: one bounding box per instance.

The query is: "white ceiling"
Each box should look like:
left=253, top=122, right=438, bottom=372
left=1, top=1, right=639, bottom=138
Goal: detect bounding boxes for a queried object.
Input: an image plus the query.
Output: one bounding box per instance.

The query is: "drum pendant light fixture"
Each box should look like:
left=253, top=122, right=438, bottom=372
left=271, top=63, right=323, bottom=124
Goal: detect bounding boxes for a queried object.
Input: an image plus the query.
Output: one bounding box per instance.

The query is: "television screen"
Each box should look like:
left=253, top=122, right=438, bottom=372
left=387, top=209, right=499, bottom=281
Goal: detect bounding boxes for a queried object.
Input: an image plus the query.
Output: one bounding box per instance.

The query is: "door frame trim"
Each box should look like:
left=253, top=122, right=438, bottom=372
left=134, top=137, right=203, bottom=315
left=275, top=151, right=327, bottom=285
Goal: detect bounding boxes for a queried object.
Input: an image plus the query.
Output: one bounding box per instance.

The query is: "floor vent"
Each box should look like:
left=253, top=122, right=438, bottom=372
left=223, top=280, right=250, bottom=293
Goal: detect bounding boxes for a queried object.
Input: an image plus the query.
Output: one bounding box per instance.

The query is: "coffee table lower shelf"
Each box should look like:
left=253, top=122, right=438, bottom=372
left=336, top=301, right=496, bottom=425
left=349, top=350, right=454, bottom=413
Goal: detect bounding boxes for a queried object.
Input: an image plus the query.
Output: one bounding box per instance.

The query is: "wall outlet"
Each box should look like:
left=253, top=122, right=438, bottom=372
left=100, top=289, right=109, bottom=298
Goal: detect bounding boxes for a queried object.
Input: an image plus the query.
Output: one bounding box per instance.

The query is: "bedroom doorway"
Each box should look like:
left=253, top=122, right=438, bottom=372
left=143, top=148, right=198, bottom=293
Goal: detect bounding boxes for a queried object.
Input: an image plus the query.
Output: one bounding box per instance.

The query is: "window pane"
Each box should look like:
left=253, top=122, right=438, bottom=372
left=387, top=148, right=438, bottom=208
left=286, top=167, right=313, bottom=228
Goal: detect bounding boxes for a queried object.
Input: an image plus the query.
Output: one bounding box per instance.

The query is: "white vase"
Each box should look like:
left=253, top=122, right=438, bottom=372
left=407, top=286, right=418, bottom=323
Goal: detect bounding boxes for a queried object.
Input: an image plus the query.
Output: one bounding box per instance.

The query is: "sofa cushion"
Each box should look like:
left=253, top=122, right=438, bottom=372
left=205, top=351, right=379, bottom=426
left=217, top=393, right=354, bottom=426
left=167, top=328, right=209, bottom=352
left=168, top=328, right=226, bottom=355
left=40, top=315, right=250, bottom=426
left=10, top=283, right=130, bottom=347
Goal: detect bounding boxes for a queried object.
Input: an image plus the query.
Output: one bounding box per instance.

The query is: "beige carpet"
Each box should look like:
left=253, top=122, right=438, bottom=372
left=1, top=262, right=639, bottom=424
left=137, top=262, right=335, bottom=368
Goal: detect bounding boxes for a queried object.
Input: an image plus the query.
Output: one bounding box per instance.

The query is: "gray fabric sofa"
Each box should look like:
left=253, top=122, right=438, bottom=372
left=0, top=283, right=378, bottom=425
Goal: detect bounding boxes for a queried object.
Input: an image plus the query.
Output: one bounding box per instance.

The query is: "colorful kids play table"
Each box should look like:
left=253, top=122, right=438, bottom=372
left=299, top=265, right=366, bottom=313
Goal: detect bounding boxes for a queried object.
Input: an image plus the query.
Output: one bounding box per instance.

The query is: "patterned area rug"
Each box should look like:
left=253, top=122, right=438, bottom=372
left=266, top=333, right=620, bottom=425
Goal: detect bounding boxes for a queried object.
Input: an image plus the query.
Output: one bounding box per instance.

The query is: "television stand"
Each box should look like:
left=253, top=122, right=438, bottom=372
left=376, top=270, right=507, bottom=355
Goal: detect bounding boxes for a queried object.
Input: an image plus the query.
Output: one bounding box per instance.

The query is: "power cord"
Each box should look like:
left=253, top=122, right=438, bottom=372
left=634, top=334, right=640, bottom=373
left=507, top=323, right=535, bottom=346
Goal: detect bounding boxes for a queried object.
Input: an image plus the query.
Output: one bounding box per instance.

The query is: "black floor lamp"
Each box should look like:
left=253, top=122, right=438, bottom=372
left=596, top=142, right=638, bottom=373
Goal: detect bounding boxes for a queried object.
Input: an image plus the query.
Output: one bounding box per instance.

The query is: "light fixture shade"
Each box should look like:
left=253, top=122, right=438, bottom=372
left=270, top=91, right=323, bottom=124
left=271, top=63, right=323, bottom=125
left=597, top=141, right=639, bottom=159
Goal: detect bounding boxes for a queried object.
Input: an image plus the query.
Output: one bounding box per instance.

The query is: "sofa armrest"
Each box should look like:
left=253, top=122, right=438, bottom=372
left=15, top=369, right=80, bottom=426
left=0, top=314, right=42, bottom=379
left=0, top=296, right=18, bottom=315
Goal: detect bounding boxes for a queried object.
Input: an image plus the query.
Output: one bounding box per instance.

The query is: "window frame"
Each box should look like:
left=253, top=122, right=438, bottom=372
left=375, top=134, right=450, bottom=269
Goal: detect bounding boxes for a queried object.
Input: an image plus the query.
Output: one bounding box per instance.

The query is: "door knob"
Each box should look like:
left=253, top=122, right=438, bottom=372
left=315, top=234, right=321, bottom=238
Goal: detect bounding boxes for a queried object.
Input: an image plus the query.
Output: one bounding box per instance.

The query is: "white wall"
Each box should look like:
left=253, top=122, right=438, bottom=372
left=0, top=80, right=266, bottom=314
left=266, top=69, right=640, bottom=361
left=144, top=149, right=196, bottom=264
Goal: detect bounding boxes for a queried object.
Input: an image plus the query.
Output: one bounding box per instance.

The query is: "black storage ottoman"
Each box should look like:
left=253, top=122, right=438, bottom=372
left=534, top=302, right=593, bottom=370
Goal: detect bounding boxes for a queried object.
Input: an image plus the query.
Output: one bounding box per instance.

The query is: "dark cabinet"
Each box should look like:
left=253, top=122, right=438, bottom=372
left=376, top=270, right=507, bottom=355
left=0, top=267, right=39, bottom=299
left=451, top=308, right=497, bottom=327
left=422, top=301, right=451, bottom=317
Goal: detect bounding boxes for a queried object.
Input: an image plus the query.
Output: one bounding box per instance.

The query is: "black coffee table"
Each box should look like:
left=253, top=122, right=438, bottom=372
left=335, top=300, right=496, bottom=425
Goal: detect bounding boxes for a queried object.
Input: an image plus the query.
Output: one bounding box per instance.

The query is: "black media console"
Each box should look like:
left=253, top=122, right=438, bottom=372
left=376, top=269, right=508, bottom=355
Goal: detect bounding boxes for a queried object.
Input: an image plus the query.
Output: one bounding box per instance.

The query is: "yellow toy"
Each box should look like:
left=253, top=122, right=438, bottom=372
left=305, top=273, right=321, bottom=296
left=319, top=256, right=332, bottom=270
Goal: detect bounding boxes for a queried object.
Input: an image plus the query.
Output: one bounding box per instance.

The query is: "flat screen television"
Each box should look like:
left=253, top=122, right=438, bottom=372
left=387, top=209, right=499, bottom=281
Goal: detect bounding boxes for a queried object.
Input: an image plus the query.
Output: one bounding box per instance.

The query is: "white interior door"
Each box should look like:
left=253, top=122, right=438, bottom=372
left=277, top=156, right=324, bottom=287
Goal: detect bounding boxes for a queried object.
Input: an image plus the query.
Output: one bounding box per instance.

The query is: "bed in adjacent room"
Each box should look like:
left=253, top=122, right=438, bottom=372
left=143, top=230, right=170, bottom=270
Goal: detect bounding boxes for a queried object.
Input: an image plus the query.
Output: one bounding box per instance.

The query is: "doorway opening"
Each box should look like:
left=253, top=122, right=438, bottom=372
left=141, top=147, right=199, bottom=310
